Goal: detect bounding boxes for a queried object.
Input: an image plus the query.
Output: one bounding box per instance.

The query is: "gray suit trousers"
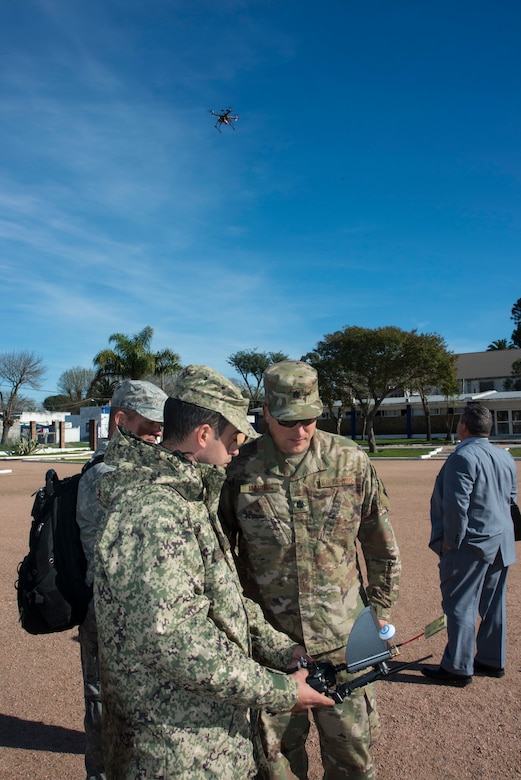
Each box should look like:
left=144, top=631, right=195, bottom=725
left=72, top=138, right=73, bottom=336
left=439, top=546, right=509, bottom=675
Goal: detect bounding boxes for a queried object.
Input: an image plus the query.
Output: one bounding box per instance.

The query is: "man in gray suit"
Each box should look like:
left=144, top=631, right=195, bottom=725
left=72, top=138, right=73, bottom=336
left=422, top=403, right=518, bottom=687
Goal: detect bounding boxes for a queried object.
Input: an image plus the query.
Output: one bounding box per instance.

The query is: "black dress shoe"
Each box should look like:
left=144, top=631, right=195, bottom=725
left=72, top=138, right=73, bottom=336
left=474, top=661, right=505, bottom=678
left=421, top=666, right=472, bottom=687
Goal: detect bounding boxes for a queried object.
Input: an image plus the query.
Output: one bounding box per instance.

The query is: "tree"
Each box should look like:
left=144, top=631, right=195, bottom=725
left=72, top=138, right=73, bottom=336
left=511, top=297, right=521, bottom=348
left=303, top=326, right=457, bottom=452
left=486, top=339, right=515, bottom=350
left=0, top=351, right=46, bottom=443
left=92, top=326, right=182, bottom=385
left=505, top=355, right=521, bottom=391
left=19, top=395, right=39, bottom=413
left=89, top=377, right=119, bottom=405
left=57, top=366, right=96, bottom=406
left=227, top=349, right=289, bottom=409
left=145, top=373, right=180, bottom=397
left=406, top=333, right=458, bottom=441
left=304, top=326, right=417, bottom=452
left=302, top=347, right=353, bottom=435
left=43, top=394, right=73, bottom=412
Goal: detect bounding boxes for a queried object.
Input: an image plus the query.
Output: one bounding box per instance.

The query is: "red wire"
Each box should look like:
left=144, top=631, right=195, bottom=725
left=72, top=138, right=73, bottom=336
left=396, top=631, right=425, bottom=648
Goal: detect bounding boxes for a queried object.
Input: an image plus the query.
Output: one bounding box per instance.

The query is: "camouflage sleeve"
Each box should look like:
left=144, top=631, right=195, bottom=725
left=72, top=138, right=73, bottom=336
left=101, top=486, right=298, bottom=713
left=357, top=463, right=401, bottom=621
left=243, top=596, right=298, bottom=670
left=76, top=460, right=112, bottom=587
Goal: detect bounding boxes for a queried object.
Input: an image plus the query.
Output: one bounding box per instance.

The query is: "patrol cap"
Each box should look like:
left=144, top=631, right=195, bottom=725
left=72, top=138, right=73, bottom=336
left=264, top=360, right=323, bottom=421
left=172, top=364, right=257, bottom=439
left=111, top=380, right=167, bottom=423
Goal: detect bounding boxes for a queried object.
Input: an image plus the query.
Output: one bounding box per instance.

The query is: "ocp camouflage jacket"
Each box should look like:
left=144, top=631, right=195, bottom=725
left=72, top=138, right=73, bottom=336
left=94, top=427, right=298, bottom=780
left=219, top=429, right=401, bottom=657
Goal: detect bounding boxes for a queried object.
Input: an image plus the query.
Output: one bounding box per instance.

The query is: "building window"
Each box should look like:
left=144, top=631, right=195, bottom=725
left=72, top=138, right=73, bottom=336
left=496, top=410, right=510, bottom=435
left=513, top=410, right=521, bottom=435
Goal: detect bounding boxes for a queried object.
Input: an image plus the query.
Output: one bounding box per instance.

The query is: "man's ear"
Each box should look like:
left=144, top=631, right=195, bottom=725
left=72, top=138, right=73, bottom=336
left=458, top=420, right=470, bottom=439
left=195, top=423, right=213, bottom=449
left=113, top=410, right=126, bottom=427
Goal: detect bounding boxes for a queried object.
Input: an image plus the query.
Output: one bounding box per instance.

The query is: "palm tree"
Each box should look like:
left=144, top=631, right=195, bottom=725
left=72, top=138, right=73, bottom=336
left=88, top=376, right=119, bottom=405
left=486, top=339, right=515, bottom=351
left=153, top=348, right=184, bottom=389
left=92, top=327, right=182, bottom=385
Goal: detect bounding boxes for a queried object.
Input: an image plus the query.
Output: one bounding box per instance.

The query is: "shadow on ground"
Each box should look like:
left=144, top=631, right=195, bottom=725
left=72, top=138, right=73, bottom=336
left=0, top=713, right=85, bottom=754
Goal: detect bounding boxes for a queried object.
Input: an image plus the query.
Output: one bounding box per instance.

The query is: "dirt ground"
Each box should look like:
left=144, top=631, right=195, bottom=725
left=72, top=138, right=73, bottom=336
left=1, top=458, right=520, bottom=780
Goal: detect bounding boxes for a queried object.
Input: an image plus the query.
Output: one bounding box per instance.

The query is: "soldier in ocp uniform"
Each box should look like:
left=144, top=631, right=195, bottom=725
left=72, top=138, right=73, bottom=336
left=219, top=361, right=401, bottom=780
left=94, top=365, right=333, bottom=780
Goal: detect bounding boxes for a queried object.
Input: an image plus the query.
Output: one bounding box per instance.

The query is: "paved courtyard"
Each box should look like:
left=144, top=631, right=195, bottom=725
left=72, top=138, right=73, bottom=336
left=1, top=459, right=520, bottom=779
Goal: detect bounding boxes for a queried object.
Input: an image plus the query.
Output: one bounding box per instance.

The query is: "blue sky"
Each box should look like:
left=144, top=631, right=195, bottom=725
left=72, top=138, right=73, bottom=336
left=1, top=0, right=520, bottom=405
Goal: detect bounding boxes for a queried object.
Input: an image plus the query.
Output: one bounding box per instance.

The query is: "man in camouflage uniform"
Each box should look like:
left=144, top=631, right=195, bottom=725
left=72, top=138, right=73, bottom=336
left=77, top=379, right=168, bottom=780
left=219, top=361, right=401, bottom=780
left=94, top=365, right=333, bottom=780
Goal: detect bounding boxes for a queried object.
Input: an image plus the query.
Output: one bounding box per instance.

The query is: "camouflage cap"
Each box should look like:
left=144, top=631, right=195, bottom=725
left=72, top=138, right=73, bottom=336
left=264, top=360, right=323, bottom=421
left=172, top=365, right=257, bottom=439
left=111, top=380, right=167, bottom=423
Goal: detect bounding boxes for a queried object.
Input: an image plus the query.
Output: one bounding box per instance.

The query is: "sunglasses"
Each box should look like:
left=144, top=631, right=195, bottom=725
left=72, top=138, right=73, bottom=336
left=275, top=417, right=317, bottom=428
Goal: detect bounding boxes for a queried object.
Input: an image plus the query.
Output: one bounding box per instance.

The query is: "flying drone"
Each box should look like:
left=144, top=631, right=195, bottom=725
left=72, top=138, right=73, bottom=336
left=209, top=108, right=239, bottom=132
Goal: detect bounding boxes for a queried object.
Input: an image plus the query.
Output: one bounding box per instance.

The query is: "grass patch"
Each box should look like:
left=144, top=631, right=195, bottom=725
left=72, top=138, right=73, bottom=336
left=0, top=443, right=92, bottom=464
left=367, top=448, right=436, bottom=458
left=353, top=438, right=444, bottom=458
left=353, top=438, right=449, bottom=446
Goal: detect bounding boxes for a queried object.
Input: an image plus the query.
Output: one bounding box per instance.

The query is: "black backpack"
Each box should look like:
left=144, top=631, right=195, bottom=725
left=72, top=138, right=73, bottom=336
left=15, top=455, right=104, bottom=635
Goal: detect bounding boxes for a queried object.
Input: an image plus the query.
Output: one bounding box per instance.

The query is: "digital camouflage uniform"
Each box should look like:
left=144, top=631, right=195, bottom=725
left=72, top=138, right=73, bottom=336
left=219, top=362, right=401, bottom=780
left=94, top=426, right=300, bottom=780
left=77, top=440, right=111, bottom=780
left=76, top=379, right=168, bottom=780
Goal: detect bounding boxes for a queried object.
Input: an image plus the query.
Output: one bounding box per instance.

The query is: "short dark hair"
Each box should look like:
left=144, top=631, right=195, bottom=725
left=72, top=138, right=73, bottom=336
left=460, top=404, right=492, bottom=437
left=163, top=397, right=228, bottom=443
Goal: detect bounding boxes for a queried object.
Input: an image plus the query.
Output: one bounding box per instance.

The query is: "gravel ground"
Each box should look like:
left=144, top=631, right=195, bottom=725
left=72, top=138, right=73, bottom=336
left=1, top=458, right=520, bottom=780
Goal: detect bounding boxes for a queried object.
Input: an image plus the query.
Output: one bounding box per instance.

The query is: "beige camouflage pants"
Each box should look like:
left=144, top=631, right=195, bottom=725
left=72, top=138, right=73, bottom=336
left=258, top=682, right=379, bottom=780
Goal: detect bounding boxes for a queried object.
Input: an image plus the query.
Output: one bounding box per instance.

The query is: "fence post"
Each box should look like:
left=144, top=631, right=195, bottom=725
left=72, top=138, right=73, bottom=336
left=89, top=419, right=98, bottom=451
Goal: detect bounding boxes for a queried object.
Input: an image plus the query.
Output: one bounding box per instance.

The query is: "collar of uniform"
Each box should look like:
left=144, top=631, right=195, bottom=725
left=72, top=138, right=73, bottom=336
left=262, top=429, right=328, bottom=479
left=171, top=458, right=226, bottom=506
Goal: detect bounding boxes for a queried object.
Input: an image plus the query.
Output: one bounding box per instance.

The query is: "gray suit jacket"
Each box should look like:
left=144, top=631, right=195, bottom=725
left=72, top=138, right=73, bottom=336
left=430, top=438, right=517, bottom=566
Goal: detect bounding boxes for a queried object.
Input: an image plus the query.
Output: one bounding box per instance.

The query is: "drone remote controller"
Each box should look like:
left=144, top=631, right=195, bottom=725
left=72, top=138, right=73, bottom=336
left=292, top=607, right=432, bottom=703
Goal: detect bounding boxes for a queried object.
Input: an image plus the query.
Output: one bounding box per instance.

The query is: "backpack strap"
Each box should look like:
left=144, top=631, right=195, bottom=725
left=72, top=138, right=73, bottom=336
left=81, top=452, right=105, bottom=476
